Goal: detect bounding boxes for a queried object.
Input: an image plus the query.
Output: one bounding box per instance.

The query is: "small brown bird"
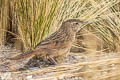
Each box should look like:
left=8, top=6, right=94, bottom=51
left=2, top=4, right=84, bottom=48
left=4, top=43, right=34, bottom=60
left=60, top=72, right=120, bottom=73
left=10, top=19, right=87, bottom=64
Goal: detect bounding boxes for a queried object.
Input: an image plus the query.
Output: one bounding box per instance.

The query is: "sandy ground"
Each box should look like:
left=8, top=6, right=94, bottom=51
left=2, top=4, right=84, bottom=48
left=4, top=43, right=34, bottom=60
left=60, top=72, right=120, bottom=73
left=0, top=46, right=120, bottom=80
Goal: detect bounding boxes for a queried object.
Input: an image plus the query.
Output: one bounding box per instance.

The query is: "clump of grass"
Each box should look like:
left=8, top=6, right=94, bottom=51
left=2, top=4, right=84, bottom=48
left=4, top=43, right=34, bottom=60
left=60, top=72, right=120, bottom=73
left=86, top=1, right=120, bottom=52
left=15, top=0, right=59, bottom=50
left=0, top=0, right=9, bottom=45
left=51, top=0, right=120, bottom=52
left=1, top=0, right=120, bottom=52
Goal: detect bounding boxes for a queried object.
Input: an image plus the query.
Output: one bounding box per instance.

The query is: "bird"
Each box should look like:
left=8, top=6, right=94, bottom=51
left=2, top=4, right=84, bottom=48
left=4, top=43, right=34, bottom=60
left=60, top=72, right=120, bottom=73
left=9, top=19, right=87, bottom=64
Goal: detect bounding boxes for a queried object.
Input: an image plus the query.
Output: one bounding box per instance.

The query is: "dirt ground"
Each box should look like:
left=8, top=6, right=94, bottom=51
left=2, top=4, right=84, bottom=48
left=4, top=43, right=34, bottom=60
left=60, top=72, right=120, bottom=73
left=0, top=45, right=120, bottom=80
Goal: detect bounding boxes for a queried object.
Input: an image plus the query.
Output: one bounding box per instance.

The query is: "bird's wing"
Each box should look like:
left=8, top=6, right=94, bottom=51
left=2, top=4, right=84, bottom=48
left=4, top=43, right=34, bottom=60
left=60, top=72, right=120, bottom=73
left=35, top=39, right=70, bottom=49
left=35, top=30, right=70, bottom=49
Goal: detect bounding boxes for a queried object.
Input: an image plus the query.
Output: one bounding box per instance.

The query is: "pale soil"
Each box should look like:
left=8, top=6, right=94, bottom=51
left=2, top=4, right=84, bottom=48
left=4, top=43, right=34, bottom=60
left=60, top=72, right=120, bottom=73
left=0, top=46, right=120, bottom=80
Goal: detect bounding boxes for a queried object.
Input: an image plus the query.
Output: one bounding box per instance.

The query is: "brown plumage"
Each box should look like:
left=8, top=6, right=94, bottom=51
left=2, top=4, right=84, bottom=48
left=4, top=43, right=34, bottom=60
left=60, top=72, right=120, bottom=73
left=10, top=19, right=87, bottom=64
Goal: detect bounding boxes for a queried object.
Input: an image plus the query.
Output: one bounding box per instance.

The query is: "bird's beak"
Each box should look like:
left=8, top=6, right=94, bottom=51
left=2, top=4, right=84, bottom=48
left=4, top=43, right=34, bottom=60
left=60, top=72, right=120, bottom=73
left=79, top=21, right=88, bottom=23
left=77, top=20, right=88, bottom=31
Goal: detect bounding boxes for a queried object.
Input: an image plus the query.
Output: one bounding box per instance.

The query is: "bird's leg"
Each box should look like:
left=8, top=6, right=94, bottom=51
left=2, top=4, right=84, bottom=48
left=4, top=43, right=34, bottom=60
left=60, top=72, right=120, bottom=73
left=49, top=57, right=57, bottom=65
left=45, top=54, right=58, bottom=65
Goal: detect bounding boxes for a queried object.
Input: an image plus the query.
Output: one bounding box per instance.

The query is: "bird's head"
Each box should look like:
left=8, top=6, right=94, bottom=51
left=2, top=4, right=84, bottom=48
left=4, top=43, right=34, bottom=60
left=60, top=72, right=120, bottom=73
left=62, top=19, right=88, bottom=33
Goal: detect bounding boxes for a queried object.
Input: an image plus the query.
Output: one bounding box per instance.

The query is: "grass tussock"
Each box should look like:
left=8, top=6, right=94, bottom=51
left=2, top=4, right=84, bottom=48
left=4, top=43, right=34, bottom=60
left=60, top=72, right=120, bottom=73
left=51, top=0, right=120, bottom=52
left=16, top=0, right=59, bottom=50
left=0, top=0, right=120, bottom=51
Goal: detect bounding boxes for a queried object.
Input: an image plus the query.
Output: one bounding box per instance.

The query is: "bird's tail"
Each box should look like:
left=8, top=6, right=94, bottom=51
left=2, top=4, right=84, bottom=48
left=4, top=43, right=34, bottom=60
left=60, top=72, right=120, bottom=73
left=9, top=51, right=36, bottom=60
